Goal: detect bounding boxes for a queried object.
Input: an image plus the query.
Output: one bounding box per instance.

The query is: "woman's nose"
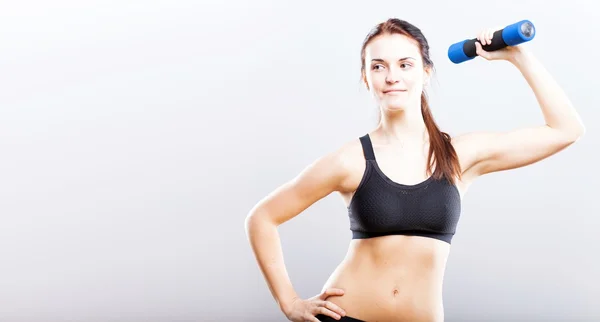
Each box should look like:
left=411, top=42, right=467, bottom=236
left=385, top=68, right=402, bottom=83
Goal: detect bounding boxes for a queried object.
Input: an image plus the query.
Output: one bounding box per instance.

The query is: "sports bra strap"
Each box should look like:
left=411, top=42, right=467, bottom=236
left=359, top=134, right=376, bottom=161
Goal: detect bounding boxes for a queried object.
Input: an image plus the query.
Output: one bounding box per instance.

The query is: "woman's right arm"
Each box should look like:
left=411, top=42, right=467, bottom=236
left=244, top=147, right=351, bottom=319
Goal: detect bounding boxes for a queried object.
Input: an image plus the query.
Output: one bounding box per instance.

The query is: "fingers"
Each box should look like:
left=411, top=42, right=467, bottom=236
left=312, top=305, right=343, bottom=320
left=319, top=288, right=345, bottom=300
left=306, top=315, right=321, bottom=322
left=486, top=28, right=493, bottom=45
left=475, top=27, right=494, bottom=60
left=307, top=316, right=321, bottom=322
left=305, top=288, right=346, bottom=321
left=477, top=28, right=496, bottom=46
left=477, top=30, right=485, bottom=45
left=318, top=300, right=346, bottom=317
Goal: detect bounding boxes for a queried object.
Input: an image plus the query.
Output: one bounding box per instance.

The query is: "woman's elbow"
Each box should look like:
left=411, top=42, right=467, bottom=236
left=244, top=208, right=275, bottom=237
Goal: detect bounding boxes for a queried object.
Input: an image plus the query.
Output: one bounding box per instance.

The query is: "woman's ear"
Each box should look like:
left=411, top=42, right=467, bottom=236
left=423, top=67, right=432, bottom=86
left=362, top=71, right=370, bottom=90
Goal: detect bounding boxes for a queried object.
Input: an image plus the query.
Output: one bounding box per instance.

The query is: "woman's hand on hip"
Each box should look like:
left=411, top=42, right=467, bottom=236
left=283, top=288, right=347, bottom=322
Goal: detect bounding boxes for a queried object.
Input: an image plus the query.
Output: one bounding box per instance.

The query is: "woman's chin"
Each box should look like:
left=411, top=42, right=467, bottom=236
left=381, top=104, right=406, bottom=112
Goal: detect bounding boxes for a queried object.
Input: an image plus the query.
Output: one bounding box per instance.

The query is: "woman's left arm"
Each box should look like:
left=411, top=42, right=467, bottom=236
left=456, top=30, right=586, bottom=179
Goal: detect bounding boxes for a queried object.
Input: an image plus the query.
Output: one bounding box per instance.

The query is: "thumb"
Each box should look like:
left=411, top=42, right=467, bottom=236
left=475, top=41, right=492, bottom=60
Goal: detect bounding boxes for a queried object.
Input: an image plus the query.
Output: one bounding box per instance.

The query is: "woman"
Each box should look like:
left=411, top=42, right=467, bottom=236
left=244, top=18, right=585, bottom=322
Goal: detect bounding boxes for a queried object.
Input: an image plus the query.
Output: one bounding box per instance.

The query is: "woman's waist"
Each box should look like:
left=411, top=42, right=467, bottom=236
left=322, top=266, right=445, bottom=322
left=319, top=236, right=449, bottom=321
left=326, top=255, right=446, bottom=295
left=322, top=271, right=444, bottom=322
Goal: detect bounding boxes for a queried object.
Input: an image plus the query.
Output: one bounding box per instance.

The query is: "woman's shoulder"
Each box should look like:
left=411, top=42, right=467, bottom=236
left=311, top=134, right=369, bottom=193
left=334, top=133, right=366, bottom=191
left=334, top=135, right=366, bottom=161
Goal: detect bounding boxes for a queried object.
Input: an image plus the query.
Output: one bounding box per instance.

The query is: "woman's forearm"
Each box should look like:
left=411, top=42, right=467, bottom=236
left=510, top=48, right=585, bottom=139
left=245, top=212, right=299, bottom=314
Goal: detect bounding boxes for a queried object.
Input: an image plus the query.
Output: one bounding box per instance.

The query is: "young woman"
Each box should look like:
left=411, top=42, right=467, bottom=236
left=244, top=18, right=585, bottom=322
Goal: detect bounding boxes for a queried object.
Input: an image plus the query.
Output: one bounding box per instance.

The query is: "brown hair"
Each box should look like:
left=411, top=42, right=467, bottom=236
left=360, top=18, right=461, bottom=184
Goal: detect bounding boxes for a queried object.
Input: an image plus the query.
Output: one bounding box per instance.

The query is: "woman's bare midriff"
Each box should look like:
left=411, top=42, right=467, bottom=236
left=321, top=234, right=451, bottom=322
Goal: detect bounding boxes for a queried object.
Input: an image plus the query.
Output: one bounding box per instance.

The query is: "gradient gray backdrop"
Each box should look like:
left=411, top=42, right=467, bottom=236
left=1, top=0, right=598, bottom=321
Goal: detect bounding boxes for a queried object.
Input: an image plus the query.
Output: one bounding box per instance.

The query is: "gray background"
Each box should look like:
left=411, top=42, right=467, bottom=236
left=1, top=0, right=598, bottom=321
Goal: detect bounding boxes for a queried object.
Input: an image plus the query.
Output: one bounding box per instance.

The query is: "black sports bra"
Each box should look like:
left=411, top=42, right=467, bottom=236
left=347, top=134, right=462, bottom=244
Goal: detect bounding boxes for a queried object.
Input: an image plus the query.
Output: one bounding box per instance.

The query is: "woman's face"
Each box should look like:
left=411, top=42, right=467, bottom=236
left=363, top=33, right=430, bottom=112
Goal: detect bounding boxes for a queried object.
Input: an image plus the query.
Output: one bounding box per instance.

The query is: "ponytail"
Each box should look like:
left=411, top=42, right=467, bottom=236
left=421, top=91, right=461, bottom=184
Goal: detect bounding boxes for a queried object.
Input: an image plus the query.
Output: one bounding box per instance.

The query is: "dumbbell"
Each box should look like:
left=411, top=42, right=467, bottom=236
left=448, top=20, right=536, bottom=64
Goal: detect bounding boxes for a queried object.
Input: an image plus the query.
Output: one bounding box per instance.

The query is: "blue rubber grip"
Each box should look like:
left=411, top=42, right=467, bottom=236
left=448, top=20, right=536, bottom=64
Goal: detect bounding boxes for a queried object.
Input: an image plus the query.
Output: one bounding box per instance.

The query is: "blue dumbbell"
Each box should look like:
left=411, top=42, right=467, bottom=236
left=448, top=20, right=536, bottom=64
